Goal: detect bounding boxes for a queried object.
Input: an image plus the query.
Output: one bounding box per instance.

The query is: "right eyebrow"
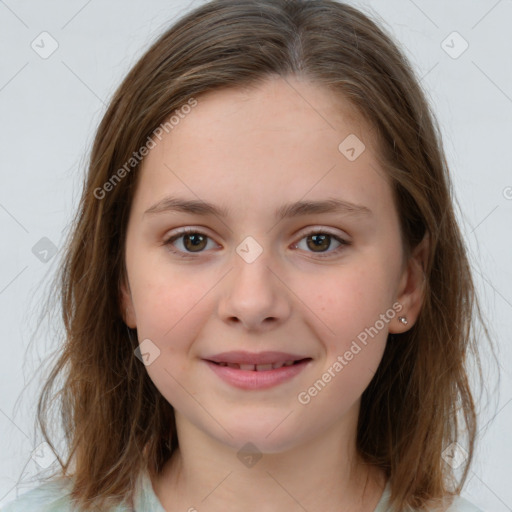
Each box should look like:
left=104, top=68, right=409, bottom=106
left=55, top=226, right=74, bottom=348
left=144, top=196, right=373, bottom=220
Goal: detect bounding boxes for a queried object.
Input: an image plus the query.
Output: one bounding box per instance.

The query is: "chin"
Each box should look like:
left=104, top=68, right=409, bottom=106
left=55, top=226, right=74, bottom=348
left=200, top=414, right=312, bottom=455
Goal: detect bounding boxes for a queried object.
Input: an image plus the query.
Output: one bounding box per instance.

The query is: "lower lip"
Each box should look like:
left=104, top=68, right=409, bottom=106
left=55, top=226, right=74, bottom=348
left=204, top=360, right=311, bottom=390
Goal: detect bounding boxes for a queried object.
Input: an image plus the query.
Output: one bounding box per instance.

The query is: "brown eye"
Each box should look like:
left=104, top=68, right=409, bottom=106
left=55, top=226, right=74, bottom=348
left=181, top=233, right=208, bottom=252
left=306, top=234, right=331, bottom=252
left=295, top=230, right=350, bottom=258
left=164, top=229, right=214, bottom=255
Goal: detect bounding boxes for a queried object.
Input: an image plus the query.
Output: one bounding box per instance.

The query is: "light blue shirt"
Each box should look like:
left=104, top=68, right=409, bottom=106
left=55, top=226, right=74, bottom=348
left=1, top=471, right=483, bottom=511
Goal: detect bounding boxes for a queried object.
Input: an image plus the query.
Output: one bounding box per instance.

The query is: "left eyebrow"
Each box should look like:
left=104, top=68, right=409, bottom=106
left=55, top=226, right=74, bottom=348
left=144, top=196, right=373, bottom=219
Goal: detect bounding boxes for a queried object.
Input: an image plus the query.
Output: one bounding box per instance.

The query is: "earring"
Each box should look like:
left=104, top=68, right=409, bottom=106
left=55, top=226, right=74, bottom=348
left=398, top=316, right=408, bottom=325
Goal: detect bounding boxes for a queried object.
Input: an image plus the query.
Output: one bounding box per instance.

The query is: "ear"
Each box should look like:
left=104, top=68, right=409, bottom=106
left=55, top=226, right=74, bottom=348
left=119, top=273, right=137, bottom=329
left=389, top=233, right=429, bottom=333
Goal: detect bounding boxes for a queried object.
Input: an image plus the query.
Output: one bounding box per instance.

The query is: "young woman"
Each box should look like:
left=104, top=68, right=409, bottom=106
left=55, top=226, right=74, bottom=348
left=3, top=0, right=492, bottom=510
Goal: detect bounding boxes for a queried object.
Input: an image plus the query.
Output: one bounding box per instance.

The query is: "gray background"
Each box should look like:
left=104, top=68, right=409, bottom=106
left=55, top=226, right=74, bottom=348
left=1, top=0, right=511, bottom=509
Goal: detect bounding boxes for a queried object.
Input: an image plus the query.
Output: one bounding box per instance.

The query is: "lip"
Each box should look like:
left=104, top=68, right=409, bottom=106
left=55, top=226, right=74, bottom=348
left=203, top=351, right=312, bottom=390
left=205, top=351, right=309, bottom=365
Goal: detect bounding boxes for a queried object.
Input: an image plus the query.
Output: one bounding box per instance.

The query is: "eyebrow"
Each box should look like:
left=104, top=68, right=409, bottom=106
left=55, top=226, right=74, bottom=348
left=144, top=196, right=372, bottom=220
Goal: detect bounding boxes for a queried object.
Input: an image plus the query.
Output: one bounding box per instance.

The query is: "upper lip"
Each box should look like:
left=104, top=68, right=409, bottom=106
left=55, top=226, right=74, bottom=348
left=205, top=351, right=310, bottom=365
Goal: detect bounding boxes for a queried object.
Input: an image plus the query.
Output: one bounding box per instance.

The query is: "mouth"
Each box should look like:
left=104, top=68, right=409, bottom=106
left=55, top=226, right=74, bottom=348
left=203, top=351, right=313, bottom=390
left=207, top=358, right=311, bottom=371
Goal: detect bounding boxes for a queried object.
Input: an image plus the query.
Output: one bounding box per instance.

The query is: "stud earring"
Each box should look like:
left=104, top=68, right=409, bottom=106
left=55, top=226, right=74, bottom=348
left=398, top=316, right=408, bottom=325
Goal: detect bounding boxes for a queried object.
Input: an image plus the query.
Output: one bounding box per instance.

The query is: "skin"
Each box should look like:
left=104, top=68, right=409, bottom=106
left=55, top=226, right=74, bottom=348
left=121, top=75, right=429, bottom=512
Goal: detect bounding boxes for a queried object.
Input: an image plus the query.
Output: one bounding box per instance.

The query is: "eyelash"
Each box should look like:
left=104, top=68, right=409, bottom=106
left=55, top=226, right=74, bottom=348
left=162, top=227, right=351, bottom=259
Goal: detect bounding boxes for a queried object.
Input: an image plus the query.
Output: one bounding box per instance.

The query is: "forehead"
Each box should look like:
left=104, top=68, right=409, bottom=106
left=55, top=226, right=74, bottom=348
left=132, top=76, right=393, bottom=223
left=175, top=76, right=375, bottom=149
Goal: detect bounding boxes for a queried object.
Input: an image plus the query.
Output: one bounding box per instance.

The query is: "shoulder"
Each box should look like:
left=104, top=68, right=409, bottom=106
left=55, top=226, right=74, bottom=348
left=1, top=478, right=75, bottom=512
left=446, top=495, right=484, bottom=512
left=0, top=477, right=130, bottom=512
left=377, top=482, right=484, bottom=512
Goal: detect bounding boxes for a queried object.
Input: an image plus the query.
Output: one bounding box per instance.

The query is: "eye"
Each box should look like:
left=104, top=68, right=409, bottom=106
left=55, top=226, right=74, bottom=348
left=293, top=229, right=351, bottom=258
left=163, top=228, right=217, bottom=257
left=163, top=227, right=351, bottom=258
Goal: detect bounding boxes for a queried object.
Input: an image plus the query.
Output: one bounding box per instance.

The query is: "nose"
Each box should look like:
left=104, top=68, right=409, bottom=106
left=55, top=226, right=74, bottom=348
left=217, top=242, right=292, bottom=332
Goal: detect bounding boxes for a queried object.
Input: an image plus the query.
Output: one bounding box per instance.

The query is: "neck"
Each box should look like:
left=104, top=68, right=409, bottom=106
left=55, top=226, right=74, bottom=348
left=151, top=407, right=387, bottom=512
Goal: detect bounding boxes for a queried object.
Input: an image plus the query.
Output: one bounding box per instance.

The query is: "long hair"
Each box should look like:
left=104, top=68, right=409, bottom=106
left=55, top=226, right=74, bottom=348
left=34, top=0, right=495, bottom=510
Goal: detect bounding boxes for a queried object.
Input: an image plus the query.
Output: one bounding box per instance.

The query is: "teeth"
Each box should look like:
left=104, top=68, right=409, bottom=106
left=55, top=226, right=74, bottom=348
left=216, top=360, right=297, bottom=371
left=272, top=360, right=295, bottom=369
left=255, top=363, right=274, bottom=371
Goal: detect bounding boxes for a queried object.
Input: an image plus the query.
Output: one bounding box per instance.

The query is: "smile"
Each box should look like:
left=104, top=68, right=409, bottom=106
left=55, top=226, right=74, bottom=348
left=212, top=360, right=301, bottom=371
left=203, top=352, right=312, bottom=390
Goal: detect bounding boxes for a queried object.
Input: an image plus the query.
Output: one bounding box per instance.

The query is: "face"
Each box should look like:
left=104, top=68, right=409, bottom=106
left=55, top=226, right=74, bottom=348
left=121, top=76, right=424, bottom=454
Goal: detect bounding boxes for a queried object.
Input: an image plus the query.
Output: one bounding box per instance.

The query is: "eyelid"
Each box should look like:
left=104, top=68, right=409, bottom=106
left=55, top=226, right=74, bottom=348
left=163, top=225, right=351, bottom=258
left=297, top=225, right=350, bottom=240
left=293, top=227, right=351, bottom=258
left=163, top=227, right=219, bottom=257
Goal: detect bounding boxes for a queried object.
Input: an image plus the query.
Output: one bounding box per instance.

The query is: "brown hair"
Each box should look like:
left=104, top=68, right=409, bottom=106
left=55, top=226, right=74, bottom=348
left=33, top=0, right=495, bottom=510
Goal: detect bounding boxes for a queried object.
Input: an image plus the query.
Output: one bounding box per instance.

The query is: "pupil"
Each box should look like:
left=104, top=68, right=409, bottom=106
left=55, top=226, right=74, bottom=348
left=182, top=233, right=332, bottom=253
left=309, top=234, right=329, bottom=251
left=185, top=234, right=206, bottom=251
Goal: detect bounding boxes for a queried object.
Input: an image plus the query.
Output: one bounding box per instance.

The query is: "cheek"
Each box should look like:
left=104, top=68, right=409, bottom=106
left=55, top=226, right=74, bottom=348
left=298, top=261, right=395, bottom=343
left=295, top=267, right=391, bottom=413
left=129, top=264, right=212, bottom=353
left=130, top=274, right=212, bottom=407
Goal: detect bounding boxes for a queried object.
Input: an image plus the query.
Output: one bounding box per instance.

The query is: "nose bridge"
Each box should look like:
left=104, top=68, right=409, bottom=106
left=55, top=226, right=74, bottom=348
left=217, top=232, right=291, bottom=329
left=231, top=233, right=276, bottom=293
